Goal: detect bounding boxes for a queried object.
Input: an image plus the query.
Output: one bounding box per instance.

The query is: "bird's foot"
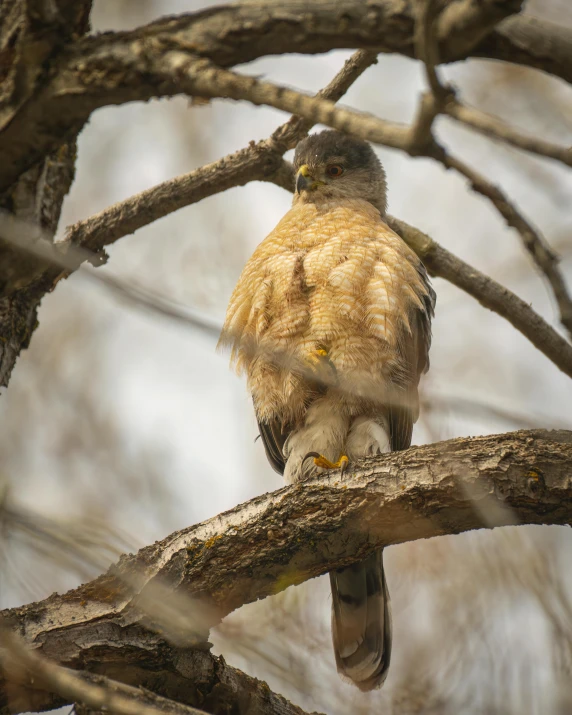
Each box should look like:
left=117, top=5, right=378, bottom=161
left=303, top=347, right=337, bottom=385
left=303, top=452, right=349, bottom=474
left=306, top=347, right=329, bottom=367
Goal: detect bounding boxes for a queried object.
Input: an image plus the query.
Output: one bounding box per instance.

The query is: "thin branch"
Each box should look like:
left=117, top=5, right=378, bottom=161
left=2, top=430, right=572, bottom=713
left=386, top=215, right=572, bottom=379
left=164, top=54, right=412, bottom=149
left=421, top=390, right=570, bottom=431
left=0, top=212, right=224, bottom=339
left=409, top=0, right=449, bottom=151
left=441, top=151, right=572, bottom=339
left=415, top=10, right=572, bottom=171
left=0, top=626, right=208, bottom=715
left=416, top=0, right=448, bottom=101
left=62, top=148, right=281, bottom=256
left=269, top=49, right=379, bottom=151
left=444, top=100, right=572, bottom=168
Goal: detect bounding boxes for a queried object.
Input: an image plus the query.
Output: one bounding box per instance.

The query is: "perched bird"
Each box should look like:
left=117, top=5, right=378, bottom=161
left=219, top=130, right=435, bottom=690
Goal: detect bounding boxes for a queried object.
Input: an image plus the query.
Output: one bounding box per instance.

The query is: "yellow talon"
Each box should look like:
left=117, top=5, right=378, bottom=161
left=306, top=348, right=329, bottom=366
left=303, top=452, right=349, bottom=473
left=303, top=348, right=337, bottom=388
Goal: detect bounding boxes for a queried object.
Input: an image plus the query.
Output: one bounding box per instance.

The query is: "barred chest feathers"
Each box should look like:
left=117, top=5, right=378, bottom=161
left=220, top=198, right=429, bottom=425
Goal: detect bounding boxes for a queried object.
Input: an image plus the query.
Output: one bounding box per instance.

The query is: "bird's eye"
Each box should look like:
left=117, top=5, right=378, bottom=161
left=326, top=164, right=344, bottom=178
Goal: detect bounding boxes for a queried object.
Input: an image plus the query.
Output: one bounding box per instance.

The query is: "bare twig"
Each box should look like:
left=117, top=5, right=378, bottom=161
left=444, top=100, right=572, bottom=168
left=162, top=54, right=411, bottom=151
left=441, top=152, right=572, bottom=339
left=386, top=215, right=572, bottom=380
left=269, top=49, right=379, bottom=151
left=421, top=390, right=570, bottom=431
left=63, top=149, right=283, bottom=256
left=410, top=0, right=449, bottom=151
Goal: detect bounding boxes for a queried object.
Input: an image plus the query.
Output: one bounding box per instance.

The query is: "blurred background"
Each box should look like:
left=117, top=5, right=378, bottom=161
left=1, top=1, right=572, bottom=713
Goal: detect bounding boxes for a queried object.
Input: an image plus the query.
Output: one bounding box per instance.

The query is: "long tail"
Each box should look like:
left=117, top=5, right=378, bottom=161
left=330, top=548, right=392, bottom=691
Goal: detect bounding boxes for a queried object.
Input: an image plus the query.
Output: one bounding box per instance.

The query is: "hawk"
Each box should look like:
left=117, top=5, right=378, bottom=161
left=220, top=130, right=435, bottom=690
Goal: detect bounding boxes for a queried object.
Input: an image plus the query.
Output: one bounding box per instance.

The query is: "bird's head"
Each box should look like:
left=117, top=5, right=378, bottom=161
left=293, top=130, right=387, bottom=215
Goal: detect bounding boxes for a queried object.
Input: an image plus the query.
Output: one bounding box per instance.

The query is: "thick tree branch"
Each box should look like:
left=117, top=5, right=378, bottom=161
left=2, top=430, right=571, bottom=713
left=475, top=14, right=572, bottom=85
left=0, top=0, right=92, bottom=388
left=0, top=626, right=208, bottom=715
left=0, top=626, right=316, bottom=715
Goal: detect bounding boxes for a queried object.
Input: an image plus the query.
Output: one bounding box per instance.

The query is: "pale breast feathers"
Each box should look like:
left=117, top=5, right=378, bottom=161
left=219, top=199, right=433, bottom=422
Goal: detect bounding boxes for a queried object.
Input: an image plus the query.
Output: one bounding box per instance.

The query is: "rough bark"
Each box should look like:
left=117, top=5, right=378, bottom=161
left=2, top=430, right=571, bottom=714
left=2, top=634, right=315, bottom=715
left=476, top=14, right=572, bottom=84
left=0, top=0, right=92, bottom=386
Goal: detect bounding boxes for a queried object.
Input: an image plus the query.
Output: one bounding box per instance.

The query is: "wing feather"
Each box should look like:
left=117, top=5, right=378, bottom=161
left=388, top=262, right=435, bottom=451
left=258, top=419, right=288, bottom=475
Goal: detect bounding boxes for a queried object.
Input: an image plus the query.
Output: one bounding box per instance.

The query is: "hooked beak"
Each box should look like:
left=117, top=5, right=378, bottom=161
left=296, top=164, right=324, bottom=193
